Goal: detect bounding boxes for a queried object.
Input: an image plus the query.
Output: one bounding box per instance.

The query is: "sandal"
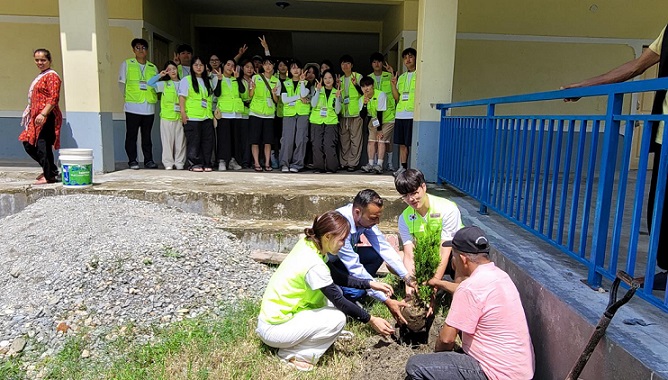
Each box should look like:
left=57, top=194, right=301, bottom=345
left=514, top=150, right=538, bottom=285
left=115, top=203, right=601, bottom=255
left=264, top=165, right=273, bottom=172
left=204, top=167, right=213, bottom=172
left=254, top=165, right=263, bottom=172
left=189, top=167, right=204, bottom=172
left=284, top=358, right=314, bottom=372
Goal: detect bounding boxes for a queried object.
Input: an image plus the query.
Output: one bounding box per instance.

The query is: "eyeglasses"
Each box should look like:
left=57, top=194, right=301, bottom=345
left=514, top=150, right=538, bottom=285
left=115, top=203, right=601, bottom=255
left=400, top=189, right=421, bottom=201
left=134, top=46, right=147, bottom=51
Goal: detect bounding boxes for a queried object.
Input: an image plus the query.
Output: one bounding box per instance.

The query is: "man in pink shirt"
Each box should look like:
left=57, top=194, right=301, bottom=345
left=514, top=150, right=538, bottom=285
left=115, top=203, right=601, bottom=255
left=405, top=226, right=535, bottom=380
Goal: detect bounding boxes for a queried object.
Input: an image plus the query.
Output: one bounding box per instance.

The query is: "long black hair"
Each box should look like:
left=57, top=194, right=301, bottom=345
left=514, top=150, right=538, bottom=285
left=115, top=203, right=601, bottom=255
left=189, top=56, right=212, bottom=94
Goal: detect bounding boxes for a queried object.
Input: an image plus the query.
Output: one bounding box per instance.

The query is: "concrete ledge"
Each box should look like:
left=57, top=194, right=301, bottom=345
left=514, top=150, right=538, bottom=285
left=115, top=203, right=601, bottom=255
left=447, top=187, right=668, bottom=380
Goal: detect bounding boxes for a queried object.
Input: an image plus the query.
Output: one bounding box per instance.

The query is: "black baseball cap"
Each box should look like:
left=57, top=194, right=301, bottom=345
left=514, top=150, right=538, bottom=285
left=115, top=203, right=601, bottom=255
left=443, top=226, right=490, bottom=254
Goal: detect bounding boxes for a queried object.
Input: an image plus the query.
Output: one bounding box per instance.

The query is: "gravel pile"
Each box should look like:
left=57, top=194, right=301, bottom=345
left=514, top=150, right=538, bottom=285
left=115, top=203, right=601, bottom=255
left=0, top=194, right=272, bottom=371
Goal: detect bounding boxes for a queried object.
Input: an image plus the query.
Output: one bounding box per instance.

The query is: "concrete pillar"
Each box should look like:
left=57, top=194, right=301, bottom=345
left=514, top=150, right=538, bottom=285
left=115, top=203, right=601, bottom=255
left=413, top=0, right=458, bottom=182
left=58, top=0, right=115, bottom=172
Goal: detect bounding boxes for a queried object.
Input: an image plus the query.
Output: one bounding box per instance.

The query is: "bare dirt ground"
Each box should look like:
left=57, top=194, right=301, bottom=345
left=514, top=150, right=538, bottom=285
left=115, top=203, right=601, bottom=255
left=352, top=315, right=445, bottom=380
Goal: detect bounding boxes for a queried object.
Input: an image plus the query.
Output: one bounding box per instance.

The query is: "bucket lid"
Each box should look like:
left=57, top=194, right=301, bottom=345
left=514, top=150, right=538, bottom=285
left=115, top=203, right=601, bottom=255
left=59, top=148, right=93, bottom=156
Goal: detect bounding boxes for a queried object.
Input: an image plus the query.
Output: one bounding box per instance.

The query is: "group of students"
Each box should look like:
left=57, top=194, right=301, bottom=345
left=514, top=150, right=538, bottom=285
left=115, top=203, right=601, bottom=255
left=257, top=168, right=536, bottom=379
left=119, top=38, right=417, bottom=175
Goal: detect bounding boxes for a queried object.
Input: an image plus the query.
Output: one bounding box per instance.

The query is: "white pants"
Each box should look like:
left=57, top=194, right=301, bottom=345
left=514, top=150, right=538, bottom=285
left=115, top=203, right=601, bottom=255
left=256, top=306, right=346, bottom=364
left=160, top=118, right=186, bottom=169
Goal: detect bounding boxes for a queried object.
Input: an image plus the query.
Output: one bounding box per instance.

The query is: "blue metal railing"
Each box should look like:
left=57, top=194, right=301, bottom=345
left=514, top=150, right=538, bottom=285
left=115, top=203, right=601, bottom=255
left=435, top=78, right=668, bottom=312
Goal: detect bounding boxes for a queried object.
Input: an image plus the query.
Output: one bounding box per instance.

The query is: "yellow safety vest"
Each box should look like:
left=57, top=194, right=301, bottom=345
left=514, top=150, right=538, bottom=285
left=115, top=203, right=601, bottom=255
left=341, top=72, right=363, bottom=117
left=182, top=75, right=213, bottom=120
left=216, top=77, right=245, bottom=115
left=259, top=238, right=328, bottom=324
left=159, top=80, right=180, bottom=121
left=249, top=74, right=279, bottom=117
left=401, top=194, right=463, bottom=239
left=365, top=91, right=395, bottom=123
left=124, top=59, right=158, bottom=104
left=309, top=89, right=339, bottom=125
left=396, top=71, right=417, bottom=114
left=282, top=80, right=311, bottom=117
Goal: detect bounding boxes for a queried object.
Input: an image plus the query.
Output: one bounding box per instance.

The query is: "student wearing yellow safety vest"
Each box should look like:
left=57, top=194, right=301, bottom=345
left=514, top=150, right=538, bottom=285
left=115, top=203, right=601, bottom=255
left=338, top=55, right=364, bottom=172
left=213, top=58, right=246, bottom=171
left=391, top=48, right=417, bottom=178
left=359, top=76, right=394, bottom=175
left=249, top=56, right=280, bottom=172
left=237, top=59, right=255, bottom=168
left=256, top=210, right=395, bottom=372
left=177, top=56, right=221, bottom=172
left=173, top=44, right=193, bottom=79
left=395, top=169, right=466, bottom=302
left=147, top=61, right=186, bottom=170
left=272, top=57, right=290, bottom=169
left=309, top=70, right=342, bottom=173
left=118, top=38, right=159, bottom=170
left=279, top=60, right=311, bottom=173
left=369, top=52, right=397, bottom=172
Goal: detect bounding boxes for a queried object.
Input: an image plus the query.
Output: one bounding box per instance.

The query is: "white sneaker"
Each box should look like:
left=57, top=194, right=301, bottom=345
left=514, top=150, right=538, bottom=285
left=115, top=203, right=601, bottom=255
left=165, top=166, right=173, bottom=170
left=229, top=158, right=242, bottom=170
left=281, top=166, right=289, bottom=172
left=393, top=166, right=406, bottom=178
left=218, top=161, right=227, bottom=171
left=372, top=165, right=383, bottom=174
left=289, top=167, right=299, bottom=173
left=361, top=164, right=373, bottom=173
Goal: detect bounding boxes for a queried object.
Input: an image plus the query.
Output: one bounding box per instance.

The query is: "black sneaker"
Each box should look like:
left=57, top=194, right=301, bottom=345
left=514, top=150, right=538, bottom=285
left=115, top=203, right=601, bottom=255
left=145, top=161, right=158, bottom=169
left=129, top=161, right=140, bottom=170
left=347, top=166, right=356, bottom=172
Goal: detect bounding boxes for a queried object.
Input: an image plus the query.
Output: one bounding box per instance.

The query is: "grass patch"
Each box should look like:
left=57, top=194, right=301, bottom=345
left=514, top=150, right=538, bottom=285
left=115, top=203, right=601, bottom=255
left=0, top=356, right=26, bottom=380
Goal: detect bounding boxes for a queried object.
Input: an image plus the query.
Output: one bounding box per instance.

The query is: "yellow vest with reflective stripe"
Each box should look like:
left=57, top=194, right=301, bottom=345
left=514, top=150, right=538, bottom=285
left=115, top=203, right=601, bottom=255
left=282, top=80, right=311, bottom=117
left=369, top=71, right=396, bottom=115
left=124, top=59, right=158, bottom=104
left=366, top=92, right=395, bottom=123
left=259, top=238, right=328, bottom=324
left=396, top=71, right=416, bottom=114
left=216, top=77, right=245, bottom=115
left=250, top=74, right=279, bottom=117
left=342, top=72, right=363, bottom=117
left=159, top=80, right=180, bottom=121
left=401, top=194, right=463, bottom=239
left=309, top=89, right=339, bottom=125
left=183, top=76, right=213, bottom=120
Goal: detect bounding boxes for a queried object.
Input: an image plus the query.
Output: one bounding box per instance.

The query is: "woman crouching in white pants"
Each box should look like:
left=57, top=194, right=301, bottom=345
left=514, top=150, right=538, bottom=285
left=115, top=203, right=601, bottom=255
left=256, top=210, right=395, bottom=371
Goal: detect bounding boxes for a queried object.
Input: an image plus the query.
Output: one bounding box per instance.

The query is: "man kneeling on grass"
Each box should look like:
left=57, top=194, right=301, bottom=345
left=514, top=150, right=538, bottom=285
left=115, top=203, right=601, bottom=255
left=405, top=226, right=535, bottom=380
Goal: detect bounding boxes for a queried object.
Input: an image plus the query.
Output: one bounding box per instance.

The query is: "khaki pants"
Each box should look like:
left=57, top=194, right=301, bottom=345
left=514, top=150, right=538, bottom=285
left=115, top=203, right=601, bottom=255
left=160, top=118, right=186, bottom=169
left=339, top=116, right=363, bottom=167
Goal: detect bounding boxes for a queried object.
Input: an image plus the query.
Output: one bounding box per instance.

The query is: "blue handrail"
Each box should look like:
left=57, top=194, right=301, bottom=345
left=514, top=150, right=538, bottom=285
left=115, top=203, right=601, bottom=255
left=435, top=77, right=668, bottom=312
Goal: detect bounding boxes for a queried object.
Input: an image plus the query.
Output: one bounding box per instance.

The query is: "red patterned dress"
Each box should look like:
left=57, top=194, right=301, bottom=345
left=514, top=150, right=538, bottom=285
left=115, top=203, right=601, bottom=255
left=18, top=69, right=63, bottom=149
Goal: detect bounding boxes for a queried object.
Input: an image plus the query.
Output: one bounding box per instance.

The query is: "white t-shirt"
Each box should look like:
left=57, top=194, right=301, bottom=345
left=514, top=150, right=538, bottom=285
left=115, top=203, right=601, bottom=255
left=118, top=60, right=155, bottom=115
left=304, top=261, right=333, bottom=290
left=395, top=71, right=415, bottom=120
left=398, top=194, right=463, bottom=246
left=178, top=76, right=209, bottom=121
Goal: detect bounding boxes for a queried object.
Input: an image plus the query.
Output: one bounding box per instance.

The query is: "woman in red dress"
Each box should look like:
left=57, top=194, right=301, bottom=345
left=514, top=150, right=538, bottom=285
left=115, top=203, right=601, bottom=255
left=19, top=49, right=63, bottom=184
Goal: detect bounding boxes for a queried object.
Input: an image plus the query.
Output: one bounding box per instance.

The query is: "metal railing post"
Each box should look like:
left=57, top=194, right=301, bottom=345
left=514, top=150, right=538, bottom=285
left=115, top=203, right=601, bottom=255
left=478, top=104, right=495, bottom=215
left=588, top=93, right=624, bottom=287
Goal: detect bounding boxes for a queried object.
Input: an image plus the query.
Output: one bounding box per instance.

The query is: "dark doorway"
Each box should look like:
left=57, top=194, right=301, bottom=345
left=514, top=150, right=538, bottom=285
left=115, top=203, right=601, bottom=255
left=195, top=27, right=379, bottom=75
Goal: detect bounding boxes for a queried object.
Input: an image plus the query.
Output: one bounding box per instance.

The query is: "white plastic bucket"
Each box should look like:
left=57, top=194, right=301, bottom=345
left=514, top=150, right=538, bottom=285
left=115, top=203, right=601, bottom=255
left=60, top=150, right=93, bottom=188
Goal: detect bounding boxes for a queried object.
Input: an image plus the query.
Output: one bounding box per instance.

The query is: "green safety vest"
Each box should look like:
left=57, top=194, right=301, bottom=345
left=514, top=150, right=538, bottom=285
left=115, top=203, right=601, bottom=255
left=124, top=58, right=158, bottom=104
left=401, top=194, right=463, bottom=239
left=341, top=72, right=363, bottom=117
left=309, top=89, right=339, bottom=125
left=369, top=71, right=396, bottom=112
left=159, top=80, right=180, bottom=121
left=259, top=238, right=328, bottom=324
left=282, top=80, right=311, bottom=117
left=182, top=75, right=213, bottom=120
left=365, top=91, right=395, bottom=123
left=216, top=77, right=245, bottom=115
left=249, top=74, right=279, bottom=117
left=396, top=71, right=416, bottom=114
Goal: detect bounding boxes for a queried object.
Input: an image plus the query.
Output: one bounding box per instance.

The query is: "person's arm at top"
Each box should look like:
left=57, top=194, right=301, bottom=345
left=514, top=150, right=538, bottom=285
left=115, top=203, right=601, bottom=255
left=299, top=81, right=310, bottom=97
left=391, top=71, right=400, bottom=102
left=562, top=48, right=659, bottom=90
left=234, top=44, right=248, bottom=63
left=334, top=96, right=342, bottom=114
left=147, top=73, right=162, bottom=89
